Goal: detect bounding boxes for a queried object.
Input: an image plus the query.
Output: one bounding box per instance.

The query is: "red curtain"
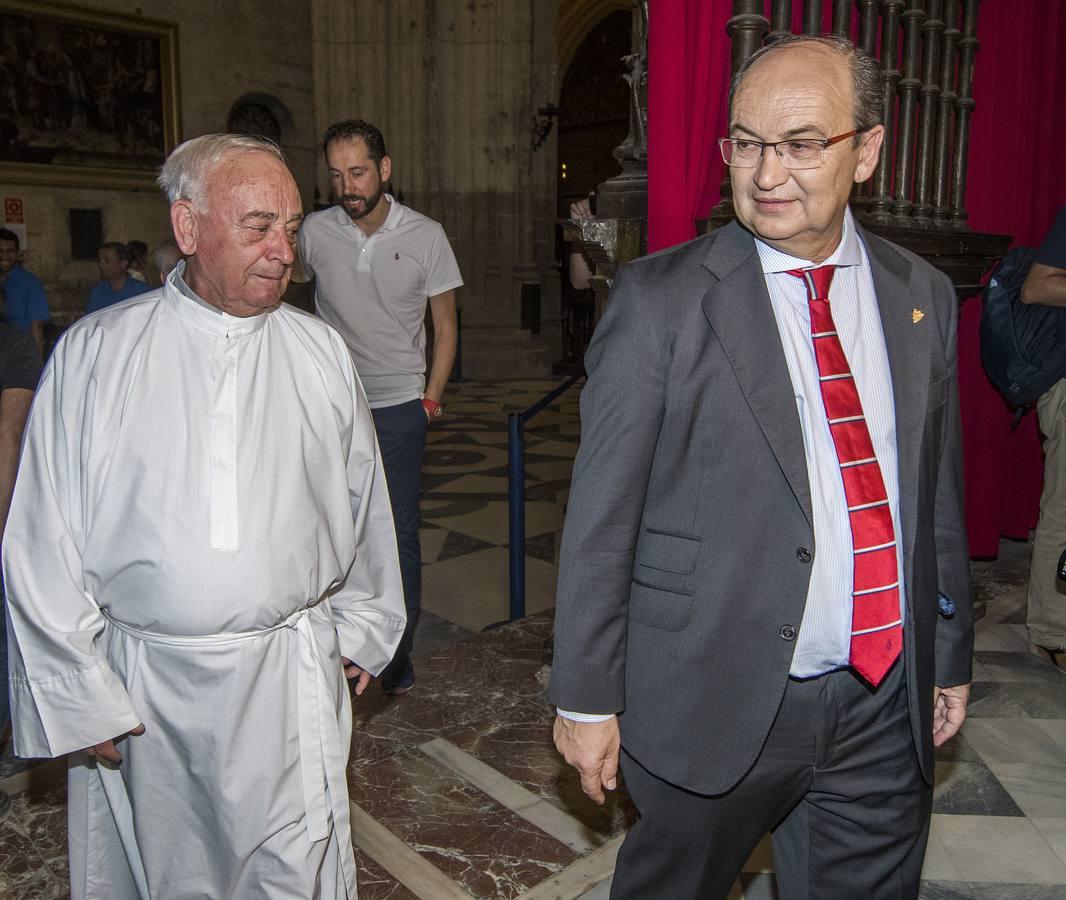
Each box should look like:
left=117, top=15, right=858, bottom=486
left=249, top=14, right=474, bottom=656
left=647, top=2, right=731, bottom=252
left=957, top=0, right=1066, bottom=556
left=648, top=0, right=1066, bottom=557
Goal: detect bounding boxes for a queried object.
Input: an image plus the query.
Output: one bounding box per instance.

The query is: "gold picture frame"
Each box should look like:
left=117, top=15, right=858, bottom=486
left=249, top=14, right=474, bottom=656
left=0, top=1, right=180, bottom=190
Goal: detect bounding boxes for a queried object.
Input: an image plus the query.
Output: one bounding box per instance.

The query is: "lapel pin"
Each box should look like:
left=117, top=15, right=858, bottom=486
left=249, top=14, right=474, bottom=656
left=912, top=308, right=925, bottom=324
left=394, top=253, right=400, bottom=261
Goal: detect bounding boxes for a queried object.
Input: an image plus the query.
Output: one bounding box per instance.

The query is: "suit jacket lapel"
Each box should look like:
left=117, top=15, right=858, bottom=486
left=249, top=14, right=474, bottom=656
left=861, top=226, right=929, bottom=588
left=700, top=222, right=814, bottom=531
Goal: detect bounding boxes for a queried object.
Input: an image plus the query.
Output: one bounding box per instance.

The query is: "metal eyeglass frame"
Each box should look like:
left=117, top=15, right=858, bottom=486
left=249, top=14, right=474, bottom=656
left=718, top=130, right=863, bottom=169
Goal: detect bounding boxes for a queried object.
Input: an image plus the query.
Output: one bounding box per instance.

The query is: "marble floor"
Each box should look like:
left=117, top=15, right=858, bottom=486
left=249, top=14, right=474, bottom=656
left=1, top=380, right=1064, bottom=899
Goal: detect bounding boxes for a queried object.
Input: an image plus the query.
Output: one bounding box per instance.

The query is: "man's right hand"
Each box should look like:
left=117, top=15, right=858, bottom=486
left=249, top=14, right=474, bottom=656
left=83, top=723, right=145, bottom=766
left=553, top=715, right=620, bottom=805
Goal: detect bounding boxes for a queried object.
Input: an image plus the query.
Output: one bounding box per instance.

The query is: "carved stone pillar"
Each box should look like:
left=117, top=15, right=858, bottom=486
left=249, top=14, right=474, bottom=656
left=912, top=0, right=945, bottom=227
left=932, top=0, right=961, bottom=226
left=856, top=0, right=880, bottom=56
left=950, top=0, right=980, bottom=230
left=869, top=0, right=905, bottom=224
left=852, top=0, right=880, bottom=211
left=891, top=0, right=926, bottom=223
left=831, top=0, right=853, bottom=35
left=768, top=1, right=793, bottom=44
left=729, top=0, right=771, bottom=70
left=803, top=0, right=824, bottom=35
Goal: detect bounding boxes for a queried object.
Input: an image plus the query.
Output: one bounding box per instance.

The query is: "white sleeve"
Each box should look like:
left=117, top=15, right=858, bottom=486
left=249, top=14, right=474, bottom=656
left=557, top=710, right=616, bottom=723
left=3, top=347, right=140, bottom=758
left=424, top=224, right=464, bottom=298
left=329, top=348, right=406, bottom=674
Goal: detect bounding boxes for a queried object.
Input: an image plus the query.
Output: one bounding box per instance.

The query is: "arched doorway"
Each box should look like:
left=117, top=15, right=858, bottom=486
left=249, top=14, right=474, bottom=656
left=555, top=6, right=631, bottom=369
left=557, top=9, right=631, bottom=219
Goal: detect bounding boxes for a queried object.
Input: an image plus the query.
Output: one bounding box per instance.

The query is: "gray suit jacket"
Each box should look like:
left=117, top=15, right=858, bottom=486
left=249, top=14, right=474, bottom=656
left=548, top=218, right=973, bottom=795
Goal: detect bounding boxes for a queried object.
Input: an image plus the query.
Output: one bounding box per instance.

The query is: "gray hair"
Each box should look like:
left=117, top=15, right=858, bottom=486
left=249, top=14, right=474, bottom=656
left=156, top=133, right=286, bottom=208
left=729, top=35, right=884, bottom=134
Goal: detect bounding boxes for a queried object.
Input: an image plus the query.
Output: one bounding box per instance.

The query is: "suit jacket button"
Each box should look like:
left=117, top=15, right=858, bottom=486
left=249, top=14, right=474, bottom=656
left=796, top=547, right=812, bottom=564
left=780, top=625, right=796, bottom=641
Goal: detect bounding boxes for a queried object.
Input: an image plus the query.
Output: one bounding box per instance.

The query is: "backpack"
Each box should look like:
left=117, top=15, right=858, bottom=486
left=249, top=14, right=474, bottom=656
left=979, top=246, right=1066, bottom=408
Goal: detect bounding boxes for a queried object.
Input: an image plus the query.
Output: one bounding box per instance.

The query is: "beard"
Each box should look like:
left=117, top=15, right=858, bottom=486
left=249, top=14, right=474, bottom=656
left=339, top=184, right=385, bottom=222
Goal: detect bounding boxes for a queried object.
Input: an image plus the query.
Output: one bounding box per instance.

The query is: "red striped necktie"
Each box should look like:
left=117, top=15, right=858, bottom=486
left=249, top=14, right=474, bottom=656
left=787, top=265, right=902, bottom=687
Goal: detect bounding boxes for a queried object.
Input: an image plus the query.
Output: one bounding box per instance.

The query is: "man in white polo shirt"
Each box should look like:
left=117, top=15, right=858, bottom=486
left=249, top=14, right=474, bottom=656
left=297, top=119, right=462, bottom=694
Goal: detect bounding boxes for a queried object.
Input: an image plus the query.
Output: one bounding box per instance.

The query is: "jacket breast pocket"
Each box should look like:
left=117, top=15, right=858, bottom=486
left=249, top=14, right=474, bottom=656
left=634, top=529, right=701, bottom=575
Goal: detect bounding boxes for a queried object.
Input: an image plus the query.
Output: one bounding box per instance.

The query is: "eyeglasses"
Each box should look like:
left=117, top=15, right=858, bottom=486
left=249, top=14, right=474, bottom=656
left=718, top=131, right=862, bottom=170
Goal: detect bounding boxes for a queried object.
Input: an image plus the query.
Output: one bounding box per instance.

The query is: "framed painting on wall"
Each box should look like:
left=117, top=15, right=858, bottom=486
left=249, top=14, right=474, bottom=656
left=0, top=1, right=180, bottom=189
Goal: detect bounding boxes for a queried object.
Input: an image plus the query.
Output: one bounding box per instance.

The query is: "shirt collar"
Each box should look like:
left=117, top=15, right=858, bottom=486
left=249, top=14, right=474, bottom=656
left=331, top=193, right=404, bottom=235
left=755, top=207, right=863, bottom=275
left=167, top=260, right=269, bottom=337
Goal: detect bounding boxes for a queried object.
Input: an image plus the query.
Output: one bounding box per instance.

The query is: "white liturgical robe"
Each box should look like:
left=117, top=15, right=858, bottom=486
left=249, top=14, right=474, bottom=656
left=3, top=267, right=406, bottom=899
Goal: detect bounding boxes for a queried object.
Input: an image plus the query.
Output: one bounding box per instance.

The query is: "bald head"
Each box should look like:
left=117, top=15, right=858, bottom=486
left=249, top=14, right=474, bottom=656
left=726, top=37, right=885, bottom=262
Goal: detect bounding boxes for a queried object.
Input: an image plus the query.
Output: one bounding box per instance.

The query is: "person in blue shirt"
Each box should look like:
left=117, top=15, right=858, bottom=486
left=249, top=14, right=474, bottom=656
left=86, top=242, right=153, bottom=314
left=0, top=228, right=51, bottom=350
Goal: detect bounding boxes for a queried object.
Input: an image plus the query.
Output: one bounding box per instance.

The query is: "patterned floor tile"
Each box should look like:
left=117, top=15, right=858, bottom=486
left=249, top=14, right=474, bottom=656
left=974, top=650, right=1066, bottom=684
left=933, top=761, right=1024, bottom=817
left=931, top=815, right=1066, bottom=883
left=993, top=765, right=1066, bottom=818
left=970, top=885, right=1066, bottom=899
left=962, top=719, right=1066, bottom=769
left=918, top=882, right=978, bottom=900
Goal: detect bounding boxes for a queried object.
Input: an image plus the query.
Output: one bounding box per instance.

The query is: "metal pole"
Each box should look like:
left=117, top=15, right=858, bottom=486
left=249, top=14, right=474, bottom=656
left=508, top=412, right=526, bottom=621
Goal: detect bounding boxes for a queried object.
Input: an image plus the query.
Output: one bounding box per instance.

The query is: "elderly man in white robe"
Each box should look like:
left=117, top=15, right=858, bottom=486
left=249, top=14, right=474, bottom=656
left=3, top=134, right=406, bottom=899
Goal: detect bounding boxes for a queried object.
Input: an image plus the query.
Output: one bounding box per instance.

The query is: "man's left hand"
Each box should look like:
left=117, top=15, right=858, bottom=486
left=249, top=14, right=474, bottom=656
left=932, top=682, right=970, bottom=747
left=342, top=657, right=372, bottom=695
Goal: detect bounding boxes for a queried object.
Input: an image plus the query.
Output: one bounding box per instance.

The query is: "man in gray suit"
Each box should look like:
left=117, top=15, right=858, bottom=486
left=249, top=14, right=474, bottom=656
left=550, top=35, right=972, bottom=899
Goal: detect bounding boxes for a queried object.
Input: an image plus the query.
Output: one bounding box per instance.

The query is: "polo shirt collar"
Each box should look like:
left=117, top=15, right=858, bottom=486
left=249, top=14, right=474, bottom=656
left=755, top=207, right=863, bottom=275
left=330, top=194, right=405, bottom=235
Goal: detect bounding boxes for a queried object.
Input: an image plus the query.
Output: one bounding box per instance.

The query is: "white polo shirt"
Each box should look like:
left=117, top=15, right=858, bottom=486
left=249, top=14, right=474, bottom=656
left=298, top=196, right=463, bottom=407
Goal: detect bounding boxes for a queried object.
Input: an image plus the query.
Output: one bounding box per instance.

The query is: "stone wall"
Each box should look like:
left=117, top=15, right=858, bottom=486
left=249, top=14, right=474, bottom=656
left=310, top=0, right=561, bottom=374
left=2, top=0, right=315, bottom=318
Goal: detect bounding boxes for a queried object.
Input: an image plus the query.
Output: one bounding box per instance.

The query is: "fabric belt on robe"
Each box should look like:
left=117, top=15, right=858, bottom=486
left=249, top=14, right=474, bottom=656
left=100, top=599, right=356, bottom=890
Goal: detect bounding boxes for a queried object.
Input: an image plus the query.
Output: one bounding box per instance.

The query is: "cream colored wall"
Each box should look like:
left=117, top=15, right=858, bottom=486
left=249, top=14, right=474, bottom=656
left=3, top=0, right=315, bottom=317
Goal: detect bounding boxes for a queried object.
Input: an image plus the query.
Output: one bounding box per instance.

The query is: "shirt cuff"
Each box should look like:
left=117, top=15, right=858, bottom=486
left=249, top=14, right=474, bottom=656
left=557, top=709, right=616, bottom=723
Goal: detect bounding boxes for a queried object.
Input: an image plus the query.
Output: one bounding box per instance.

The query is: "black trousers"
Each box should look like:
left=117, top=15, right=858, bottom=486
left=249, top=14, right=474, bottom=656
left=611, top=661, right=931, bottom=900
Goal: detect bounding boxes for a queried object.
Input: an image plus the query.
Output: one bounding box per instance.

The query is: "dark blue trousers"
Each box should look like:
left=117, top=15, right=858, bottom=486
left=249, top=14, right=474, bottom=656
left=371, top=399, right=427, bottom=691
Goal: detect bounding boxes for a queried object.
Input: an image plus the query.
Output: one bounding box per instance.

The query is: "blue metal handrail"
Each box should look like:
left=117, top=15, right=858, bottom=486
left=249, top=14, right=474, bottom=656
left=507, top=374, right=583, bottom=621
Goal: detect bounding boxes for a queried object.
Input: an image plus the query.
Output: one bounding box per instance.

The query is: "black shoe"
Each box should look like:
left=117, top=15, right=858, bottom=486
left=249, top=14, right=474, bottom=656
left=382, top=669, right=415, bottom=695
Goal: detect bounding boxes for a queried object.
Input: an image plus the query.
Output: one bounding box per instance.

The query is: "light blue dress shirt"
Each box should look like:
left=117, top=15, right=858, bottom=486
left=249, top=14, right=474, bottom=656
left=757, top=209, right=907, bottom=678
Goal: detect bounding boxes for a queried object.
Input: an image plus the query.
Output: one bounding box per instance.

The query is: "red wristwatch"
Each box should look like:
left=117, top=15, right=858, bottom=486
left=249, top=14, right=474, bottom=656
left=422, top=397, right=443, bottom=419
